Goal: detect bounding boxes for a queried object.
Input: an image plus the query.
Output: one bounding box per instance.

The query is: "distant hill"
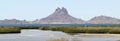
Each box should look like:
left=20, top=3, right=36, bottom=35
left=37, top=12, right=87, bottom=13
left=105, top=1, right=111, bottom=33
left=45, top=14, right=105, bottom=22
left=33, top=7, right=85, bottom=24
left=0, top=19, right=29, bottom=24
left=87, top=15, right=120, bottom=24
left=0, top=7, right=120, bottom=24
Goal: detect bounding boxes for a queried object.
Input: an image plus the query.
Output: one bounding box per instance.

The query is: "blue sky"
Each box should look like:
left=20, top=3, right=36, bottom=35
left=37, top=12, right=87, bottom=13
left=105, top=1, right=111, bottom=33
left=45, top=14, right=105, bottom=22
left=0, top=0, right=120, bottom=21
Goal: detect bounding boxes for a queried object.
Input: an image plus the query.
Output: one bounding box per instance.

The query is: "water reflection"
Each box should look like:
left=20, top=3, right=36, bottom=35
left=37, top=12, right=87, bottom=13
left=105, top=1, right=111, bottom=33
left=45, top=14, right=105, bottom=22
left=0, top=29, right=120, bottom=41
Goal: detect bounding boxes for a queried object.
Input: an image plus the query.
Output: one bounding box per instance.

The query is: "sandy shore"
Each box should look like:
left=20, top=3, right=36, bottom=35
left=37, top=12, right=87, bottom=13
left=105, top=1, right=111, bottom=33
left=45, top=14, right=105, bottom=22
left=75, top=33, right=120, bottom=37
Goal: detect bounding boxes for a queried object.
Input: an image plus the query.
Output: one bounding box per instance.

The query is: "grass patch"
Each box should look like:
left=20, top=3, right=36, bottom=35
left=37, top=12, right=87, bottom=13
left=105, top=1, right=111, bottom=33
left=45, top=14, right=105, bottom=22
left=0, top=26, right=21, bottom=33
left=19, top=26, right=39, bottom=29
left=0, top=26, right=120, bottom=34
left=39, top=26, right=120, bottom=34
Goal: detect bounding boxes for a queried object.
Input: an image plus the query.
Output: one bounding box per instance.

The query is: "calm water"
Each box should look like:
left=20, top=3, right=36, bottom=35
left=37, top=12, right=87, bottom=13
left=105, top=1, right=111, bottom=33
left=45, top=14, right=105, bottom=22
left=0, top=29, right=120, bottom=41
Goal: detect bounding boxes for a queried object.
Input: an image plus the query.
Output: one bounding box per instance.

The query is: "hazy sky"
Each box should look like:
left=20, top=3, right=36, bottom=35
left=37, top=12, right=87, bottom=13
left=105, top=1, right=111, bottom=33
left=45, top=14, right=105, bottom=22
left=0, top=0, right=120, bottom=21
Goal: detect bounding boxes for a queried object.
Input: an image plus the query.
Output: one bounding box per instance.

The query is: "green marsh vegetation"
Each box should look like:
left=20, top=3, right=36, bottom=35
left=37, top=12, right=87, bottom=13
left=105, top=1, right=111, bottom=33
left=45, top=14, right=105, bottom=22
left=0, top=26, right=39, bottom=33
left=39, top=26, right=120, bottom=34
left=0, top=26, right=120, bottom=34
left=0, top=26, right=21, bottom=33
left=19, top=26, right=39, bottom=29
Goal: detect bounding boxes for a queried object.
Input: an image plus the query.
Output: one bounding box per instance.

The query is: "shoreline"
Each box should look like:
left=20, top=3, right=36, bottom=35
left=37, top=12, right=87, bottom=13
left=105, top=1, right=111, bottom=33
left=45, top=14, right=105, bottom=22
left=74, top=33, right=120, bottom=37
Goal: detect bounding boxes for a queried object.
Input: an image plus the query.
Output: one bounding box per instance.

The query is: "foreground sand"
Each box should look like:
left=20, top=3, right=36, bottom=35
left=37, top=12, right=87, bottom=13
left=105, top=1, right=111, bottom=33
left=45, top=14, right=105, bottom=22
left=76, top=34, right=120, bottom=37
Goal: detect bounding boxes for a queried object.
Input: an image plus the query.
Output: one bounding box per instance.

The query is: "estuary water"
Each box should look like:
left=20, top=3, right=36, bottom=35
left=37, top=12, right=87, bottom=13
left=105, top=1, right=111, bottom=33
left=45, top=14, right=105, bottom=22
left=0, top=29, right=120, bottom=41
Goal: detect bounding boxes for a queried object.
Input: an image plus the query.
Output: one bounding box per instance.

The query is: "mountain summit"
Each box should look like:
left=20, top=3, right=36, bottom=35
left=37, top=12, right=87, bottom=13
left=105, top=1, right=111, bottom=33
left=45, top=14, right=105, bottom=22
left=34, top=7, right=85, bottom=24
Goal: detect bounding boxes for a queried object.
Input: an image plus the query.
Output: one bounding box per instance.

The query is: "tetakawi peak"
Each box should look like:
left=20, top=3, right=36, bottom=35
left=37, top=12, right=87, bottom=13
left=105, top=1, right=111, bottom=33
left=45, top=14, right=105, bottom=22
left=33, top=7, right=86, bottom=24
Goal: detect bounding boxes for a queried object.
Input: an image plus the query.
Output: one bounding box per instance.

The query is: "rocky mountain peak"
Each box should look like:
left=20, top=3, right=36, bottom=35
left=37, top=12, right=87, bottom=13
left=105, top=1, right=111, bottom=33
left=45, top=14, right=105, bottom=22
left=61, top=7, right=68, bottom=14
left=34, top=7, right=85, bottom=24
left=55, top=7, right=61, bottom=12
left=54, top=7, right=68, bottom=15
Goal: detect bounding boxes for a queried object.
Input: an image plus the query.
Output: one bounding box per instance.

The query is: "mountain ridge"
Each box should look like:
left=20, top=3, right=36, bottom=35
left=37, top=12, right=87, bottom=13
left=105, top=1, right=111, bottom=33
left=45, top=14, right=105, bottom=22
left=0, top=7, right=120, bottom=24
left=87, top=15, right=120, bottom=24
